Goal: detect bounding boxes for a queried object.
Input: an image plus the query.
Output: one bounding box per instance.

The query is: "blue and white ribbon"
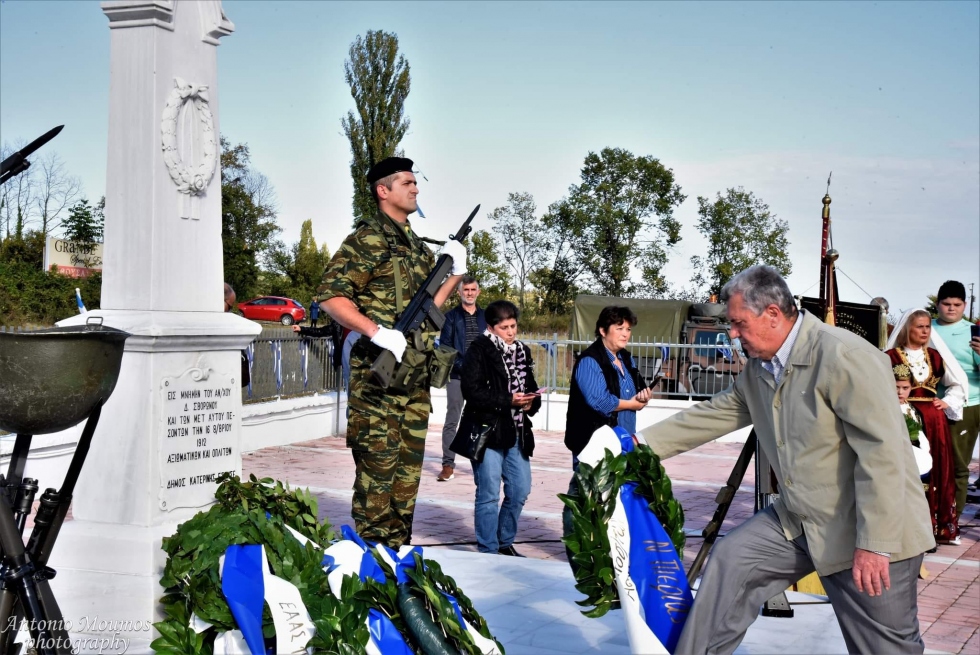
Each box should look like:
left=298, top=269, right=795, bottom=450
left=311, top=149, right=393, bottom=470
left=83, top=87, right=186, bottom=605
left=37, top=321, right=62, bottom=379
left=299, top=339, right=309, bottom=389
left=270, top=341, right=283, bottom=392
left=245, top=343, right=255, bottom=398
left=577, top=426, right=692, bottom=654
left=320, top=527, right=413, bottom=655
left=220, top=544, right=315, bottom=655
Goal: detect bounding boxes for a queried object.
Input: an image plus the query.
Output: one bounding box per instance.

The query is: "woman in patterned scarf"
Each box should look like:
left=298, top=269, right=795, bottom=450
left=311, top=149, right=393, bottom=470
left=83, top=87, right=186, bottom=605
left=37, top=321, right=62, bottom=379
left=459, top=300, right=542, bottom=556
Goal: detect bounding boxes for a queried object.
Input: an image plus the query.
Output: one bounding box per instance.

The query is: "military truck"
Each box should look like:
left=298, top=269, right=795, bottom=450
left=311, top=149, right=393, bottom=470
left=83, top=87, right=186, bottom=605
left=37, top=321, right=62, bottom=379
left=569, top=295, right=745, bottom=399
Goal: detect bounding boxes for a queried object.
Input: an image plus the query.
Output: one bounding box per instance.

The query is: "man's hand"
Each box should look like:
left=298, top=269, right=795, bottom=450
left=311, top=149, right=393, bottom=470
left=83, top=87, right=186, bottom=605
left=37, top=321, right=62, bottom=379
left=438, top=240, right=467, bottom=276
left=371, top=326, right=407, bottom=363
left=852, top=548, right=890, bottom=597
left=970, top=336, right=980, bottom=357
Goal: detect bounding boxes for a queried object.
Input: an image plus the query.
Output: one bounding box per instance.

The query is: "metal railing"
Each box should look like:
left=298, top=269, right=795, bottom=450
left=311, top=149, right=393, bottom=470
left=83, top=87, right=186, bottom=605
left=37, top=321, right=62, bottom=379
left=244, top=334, right=343, bottom=404
left=244, top=332, right=745, bottom=404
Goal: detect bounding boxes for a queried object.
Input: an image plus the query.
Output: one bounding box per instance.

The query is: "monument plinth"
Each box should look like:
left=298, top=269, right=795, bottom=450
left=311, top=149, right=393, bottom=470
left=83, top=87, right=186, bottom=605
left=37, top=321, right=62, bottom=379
left=49, top=0, right=259, bottom=639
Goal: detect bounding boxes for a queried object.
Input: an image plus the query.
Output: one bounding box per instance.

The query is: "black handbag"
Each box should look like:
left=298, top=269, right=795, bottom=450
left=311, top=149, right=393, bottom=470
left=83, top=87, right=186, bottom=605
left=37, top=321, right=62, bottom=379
left=450, top=417, right=497, bottom=463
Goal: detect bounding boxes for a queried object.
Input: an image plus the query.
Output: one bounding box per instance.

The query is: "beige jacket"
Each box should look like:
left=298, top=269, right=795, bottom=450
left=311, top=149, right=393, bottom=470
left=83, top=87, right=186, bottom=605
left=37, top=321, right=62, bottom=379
left=639, top=312, right=935, bottom=575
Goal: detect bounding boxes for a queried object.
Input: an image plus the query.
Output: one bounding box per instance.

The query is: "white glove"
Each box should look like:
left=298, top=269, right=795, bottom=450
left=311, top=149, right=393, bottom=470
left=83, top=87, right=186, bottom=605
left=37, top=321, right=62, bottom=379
left=370, top=326, right=407, bottom=363
left=438, top=239, right=468, bottom=276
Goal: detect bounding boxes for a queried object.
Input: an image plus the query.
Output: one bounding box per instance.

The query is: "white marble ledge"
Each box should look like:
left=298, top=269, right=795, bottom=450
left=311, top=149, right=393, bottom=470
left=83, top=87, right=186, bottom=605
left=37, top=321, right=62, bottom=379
left=241, top=392, right=345, bottom=419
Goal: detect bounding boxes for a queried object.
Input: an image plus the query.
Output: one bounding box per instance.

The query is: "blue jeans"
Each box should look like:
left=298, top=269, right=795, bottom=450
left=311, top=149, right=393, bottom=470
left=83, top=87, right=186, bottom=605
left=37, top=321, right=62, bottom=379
left=472, top=444, right=531, bottom=553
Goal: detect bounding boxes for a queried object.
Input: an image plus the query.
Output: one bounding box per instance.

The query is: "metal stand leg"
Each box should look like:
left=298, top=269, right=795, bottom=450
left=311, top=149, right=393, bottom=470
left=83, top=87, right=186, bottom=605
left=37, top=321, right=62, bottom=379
left=687, top=430, right=758, bottom=586
left=0, top=404, right=103, bottom=654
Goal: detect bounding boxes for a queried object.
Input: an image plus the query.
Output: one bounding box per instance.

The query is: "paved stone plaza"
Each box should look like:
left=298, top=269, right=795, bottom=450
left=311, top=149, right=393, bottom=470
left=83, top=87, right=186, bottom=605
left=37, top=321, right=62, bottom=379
left=244, top=424, right=980, bottom=655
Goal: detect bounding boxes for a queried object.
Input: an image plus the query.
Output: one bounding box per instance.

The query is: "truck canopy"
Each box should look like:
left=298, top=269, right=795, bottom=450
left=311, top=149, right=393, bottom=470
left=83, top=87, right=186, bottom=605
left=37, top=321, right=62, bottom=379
left=570, top=295, right=693, bottom=343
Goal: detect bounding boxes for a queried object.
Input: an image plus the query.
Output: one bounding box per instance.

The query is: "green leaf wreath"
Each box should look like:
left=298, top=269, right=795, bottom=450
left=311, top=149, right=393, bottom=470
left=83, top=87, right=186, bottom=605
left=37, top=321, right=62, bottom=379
left=152, top=473, right=503, bottom=655
left=904, top=414, right=921, bottom=442
left=558, top=443, right=686, bottom=619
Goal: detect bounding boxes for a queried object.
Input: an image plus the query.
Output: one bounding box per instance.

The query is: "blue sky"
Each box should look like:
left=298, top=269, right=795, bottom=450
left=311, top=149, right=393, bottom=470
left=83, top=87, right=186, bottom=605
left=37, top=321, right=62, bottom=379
left=2, top=0, right=978, bottom=315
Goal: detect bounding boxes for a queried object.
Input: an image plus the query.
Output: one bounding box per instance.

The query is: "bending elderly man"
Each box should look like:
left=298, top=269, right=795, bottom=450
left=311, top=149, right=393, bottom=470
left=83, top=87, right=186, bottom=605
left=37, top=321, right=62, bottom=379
left=638, top=265, right=934, bottom=655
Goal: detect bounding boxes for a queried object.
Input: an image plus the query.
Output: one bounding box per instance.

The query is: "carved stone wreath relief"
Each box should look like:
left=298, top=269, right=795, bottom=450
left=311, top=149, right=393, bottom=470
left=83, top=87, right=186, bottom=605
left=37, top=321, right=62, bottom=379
left=161, top=77, right=217, bottom=220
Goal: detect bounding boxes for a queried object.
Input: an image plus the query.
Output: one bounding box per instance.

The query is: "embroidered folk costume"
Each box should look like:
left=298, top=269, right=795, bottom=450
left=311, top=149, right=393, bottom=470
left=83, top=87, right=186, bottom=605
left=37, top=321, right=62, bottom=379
left=887, top=348, right=959, bottom=542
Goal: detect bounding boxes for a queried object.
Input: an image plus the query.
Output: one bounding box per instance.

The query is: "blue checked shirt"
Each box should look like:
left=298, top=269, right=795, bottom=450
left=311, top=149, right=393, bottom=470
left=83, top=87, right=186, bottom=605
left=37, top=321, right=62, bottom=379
left=575, top=349, right=639, bottom=434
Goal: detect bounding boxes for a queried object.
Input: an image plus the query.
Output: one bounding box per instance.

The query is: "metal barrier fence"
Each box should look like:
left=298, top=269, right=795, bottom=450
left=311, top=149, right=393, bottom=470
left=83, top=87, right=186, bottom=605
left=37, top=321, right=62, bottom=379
left=244, top=335, right=342, bottom=403
left=244, top=332, right=745, bottom=404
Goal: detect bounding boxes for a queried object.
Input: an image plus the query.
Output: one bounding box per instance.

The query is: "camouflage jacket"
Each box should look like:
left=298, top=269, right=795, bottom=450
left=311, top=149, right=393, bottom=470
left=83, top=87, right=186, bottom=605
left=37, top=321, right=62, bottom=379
left=318, top=211, right=439, bottom=350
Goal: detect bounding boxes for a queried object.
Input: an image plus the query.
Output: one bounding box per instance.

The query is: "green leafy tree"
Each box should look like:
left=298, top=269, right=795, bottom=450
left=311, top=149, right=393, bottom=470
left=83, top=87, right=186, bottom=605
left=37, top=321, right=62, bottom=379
left=488, top=193, right=549, bottom=314
left=689, top=187, right=791, bottom=299
left=466, top=230, right=510, bottom=299
left=533, top=227, right=582, bottom=315
left=221, top=138, right=280, bottom=301
left=341, top=30, right=411, bottom=223
left=263, top=219, right=328, bottom=301
left=543, top=148, right=685, bottom=297
left=61, top=198, right=103, bottom=244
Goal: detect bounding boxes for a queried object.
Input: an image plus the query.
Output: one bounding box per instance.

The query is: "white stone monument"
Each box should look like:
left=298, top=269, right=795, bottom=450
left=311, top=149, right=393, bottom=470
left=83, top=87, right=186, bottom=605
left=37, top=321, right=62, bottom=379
left=50, top=0, right=258, bottom=640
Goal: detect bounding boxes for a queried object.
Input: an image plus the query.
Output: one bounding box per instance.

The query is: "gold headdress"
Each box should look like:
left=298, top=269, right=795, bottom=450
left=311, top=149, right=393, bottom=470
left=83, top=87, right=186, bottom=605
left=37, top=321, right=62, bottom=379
left=893, top=363, right=912, bottom=381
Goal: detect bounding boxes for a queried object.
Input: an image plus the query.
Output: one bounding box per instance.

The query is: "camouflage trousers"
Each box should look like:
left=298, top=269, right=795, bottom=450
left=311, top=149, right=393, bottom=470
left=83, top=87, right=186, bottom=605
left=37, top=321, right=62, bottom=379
left=347, top=357, right=431, bottom=549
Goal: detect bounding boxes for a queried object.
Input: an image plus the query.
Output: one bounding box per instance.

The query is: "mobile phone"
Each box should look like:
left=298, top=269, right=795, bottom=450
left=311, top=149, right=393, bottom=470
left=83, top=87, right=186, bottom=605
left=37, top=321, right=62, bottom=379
left=526, top=387, right=549, bottom=396
left=971, top=323, right=980, bottom=340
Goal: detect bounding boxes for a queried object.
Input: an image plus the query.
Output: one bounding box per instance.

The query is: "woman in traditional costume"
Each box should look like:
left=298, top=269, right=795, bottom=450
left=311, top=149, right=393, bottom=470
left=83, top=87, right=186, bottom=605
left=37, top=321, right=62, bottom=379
left=886, top=308, right=967, bottom=544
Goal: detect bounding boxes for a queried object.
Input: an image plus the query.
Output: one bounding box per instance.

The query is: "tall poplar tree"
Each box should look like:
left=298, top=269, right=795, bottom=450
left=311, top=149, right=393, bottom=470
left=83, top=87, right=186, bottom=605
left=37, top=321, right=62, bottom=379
left=341, top=30, right=411, bottom=223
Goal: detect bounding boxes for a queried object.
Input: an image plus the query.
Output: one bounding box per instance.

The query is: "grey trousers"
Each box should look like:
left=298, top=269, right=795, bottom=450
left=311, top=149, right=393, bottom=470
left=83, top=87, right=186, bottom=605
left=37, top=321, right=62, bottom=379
left=678, top=506, right=924, bottom=655
left=441, top=378, right=464, bottom=467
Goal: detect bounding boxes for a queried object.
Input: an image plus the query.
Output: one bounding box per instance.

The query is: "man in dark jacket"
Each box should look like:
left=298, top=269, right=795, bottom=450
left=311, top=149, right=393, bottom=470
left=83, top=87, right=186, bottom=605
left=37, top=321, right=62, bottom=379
left=437, top=276, right=486, bottom=480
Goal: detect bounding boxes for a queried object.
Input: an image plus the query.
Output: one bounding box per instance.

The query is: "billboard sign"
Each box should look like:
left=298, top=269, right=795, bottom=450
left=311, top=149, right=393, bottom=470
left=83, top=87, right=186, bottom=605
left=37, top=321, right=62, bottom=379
left=43, top=236, right=104, bottom=278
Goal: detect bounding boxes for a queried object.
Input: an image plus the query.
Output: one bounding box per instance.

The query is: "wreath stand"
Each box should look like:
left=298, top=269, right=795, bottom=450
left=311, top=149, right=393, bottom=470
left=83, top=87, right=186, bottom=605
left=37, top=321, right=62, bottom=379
left=684, top=429, right=796, bottom=618
left=0, top=323, right=128, bottom=654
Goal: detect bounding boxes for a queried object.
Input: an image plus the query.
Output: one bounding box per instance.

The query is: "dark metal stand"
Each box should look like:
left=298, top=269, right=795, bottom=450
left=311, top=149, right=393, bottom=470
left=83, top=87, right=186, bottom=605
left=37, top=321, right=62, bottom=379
left=0, top=403, right=104, bottom=655
left=685, top=429, right=794, bottom=619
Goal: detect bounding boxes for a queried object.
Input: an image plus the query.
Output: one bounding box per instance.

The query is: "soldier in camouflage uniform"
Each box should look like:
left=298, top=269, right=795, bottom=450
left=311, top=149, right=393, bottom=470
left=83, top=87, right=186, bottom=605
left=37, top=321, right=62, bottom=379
left=318, top=157, right=466, bottom=548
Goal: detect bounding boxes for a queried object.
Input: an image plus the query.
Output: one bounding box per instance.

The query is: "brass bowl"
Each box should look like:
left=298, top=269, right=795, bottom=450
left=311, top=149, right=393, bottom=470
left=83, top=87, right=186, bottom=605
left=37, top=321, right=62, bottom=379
left=0, top=323, right=129, bottom=435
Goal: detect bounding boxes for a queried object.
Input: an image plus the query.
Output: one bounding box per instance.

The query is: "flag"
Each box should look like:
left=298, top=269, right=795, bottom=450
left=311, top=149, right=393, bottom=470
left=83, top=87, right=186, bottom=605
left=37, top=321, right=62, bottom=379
left=75, top=287, right=87, bottom=314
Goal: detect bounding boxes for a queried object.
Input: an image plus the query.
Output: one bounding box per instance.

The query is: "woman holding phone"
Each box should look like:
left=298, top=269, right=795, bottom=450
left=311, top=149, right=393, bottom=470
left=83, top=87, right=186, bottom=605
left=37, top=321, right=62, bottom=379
left=562, top=305, right=652, bottom=567
left=459, top=300, right=542, bottom=556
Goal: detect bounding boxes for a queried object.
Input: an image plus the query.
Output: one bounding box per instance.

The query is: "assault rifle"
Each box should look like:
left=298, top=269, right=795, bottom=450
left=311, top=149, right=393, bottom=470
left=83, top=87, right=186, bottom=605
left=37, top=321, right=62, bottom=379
left=369, top=204, right=480, bottom=388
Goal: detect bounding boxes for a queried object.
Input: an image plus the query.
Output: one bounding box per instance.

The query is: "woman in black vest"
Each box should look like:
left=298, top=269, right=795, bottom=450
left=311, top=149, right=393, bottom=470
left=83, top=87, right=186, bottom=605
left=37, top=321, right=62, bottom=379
left=459, top=300, right=542, bottom=556
left=562, top=306, right=651, bottom=557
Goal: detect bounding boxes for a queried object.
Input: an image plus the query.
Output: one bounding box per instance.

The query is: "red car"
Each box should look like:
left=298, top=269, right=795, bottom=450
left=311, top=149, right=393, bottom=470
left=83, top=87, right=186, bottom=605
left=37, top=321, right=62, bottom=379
left=238, top=296, right=306, bottom=325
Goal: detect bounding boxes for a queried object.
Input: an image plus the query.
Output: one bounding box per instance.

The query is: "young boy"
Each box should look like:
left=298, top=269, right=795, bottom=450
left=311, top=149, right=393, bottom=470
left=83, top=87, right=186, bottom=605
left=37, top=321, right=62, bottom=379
left=896, top=363, right=932, bottom=478
left=897, top=363, right=934, bottom=571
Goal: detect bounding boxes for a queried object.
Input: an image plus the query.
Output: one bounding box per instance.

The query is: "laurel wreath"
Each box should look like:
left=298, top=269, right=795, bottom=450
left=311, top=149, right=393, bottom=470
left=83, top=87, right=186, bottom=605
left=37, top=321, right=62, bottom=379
left=559, top=443, right=686, bottom=619
left=152, top=474, right=503, bottom=655
left=160, top=77, right=217, bottom=195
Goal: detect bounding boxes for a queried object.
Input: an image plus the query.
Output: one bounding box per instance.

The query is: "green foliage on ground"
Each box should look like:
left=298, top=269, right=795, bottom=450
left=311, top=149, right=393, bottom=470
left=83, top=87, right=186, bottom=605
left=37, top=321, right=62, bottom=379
left=154, top=473, right=503, bottom=655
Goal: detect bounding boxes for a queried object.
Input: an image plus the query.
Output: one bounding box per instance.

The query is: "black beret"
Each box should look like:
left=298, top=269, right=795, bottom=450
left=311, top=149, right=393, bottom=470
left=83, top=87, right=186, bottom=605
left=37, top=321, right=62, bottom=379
left=367, top=157, right=414, bottom=184
left=937, top=280, right=966, bottom=302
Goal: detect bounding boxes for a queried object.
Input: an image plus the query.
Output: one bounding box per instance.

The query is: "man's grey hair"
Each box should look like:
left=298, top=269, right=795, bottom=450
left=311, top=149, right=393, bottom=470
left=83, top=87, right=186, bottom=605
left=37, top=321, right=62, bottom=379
left=720, top=265, right=799, bottom=319
left=459, top=275, right=479, bottom=288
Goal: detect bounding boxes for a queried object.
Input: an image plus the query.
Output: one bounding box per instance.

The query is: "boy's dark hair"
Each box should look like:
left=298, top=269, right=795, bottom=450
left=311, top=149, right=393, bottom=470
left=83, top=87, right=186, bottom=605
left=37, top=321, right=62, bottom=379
left=595, top=305, right=638, bottom=338
left=936, top=280, right=966, bottom=302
